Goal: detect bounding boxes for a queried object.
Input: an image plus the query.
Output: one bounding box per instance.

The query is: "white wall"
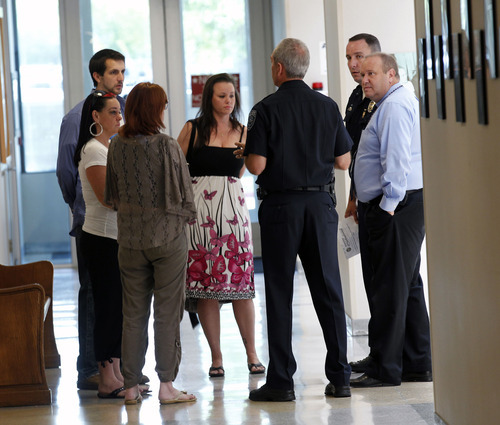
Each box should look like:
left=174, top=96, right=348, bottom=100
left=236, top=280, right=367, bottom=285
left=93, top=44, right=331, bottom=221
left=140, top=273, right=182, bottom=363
left=340, top=0, right=416, bottom=108
left=284, top=0, right=328, bottom=90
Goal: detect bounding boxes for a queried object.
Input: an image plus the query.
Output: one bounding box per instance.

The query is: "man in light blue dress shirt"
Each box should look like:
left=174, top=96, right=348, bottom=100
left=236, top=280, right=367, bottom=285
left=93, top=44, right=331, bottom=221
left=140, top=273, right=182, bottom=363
left=350, top=53, right=432, bottom=388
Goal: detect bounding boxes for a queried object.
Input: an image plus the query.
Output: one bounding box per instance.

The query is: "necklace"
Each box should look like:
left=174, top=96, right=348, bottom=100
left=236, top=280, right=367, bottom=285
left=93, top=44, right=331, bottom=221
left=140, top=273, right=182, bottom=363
left=216, top=125, right=232, bottom=139
left=377, top=84, right=403, bottom=107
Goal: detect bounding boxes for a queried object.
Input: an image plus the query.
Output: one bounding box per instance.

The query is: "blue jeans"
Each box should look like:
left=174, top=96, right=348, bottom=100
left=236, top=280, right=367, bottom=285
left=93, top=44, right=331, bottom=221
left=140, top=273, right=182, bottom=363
left=74, top=226, right=98, bottom=380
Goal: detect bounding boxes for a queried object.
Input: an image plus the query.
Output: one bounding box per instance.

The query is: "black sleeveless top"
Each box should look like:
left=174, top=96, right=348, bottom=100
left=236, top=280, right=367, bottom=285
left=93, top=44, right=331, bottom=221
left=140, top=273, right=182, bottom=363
left=186, top=119, right=244, bottom=177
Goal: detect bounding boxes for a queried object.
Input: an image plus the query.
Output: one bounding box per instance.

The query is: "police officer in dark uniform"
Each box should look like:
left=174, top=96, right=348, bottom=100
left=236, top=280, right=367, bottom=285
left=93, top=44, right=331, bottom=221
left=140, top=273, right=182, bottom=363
left=239, top=38, right=353, bottom=402
left=344, top=34, right=381, bottom=152
left=343, top=33, right=381, bottom=374
left=345, top=84, right=376, bottom=150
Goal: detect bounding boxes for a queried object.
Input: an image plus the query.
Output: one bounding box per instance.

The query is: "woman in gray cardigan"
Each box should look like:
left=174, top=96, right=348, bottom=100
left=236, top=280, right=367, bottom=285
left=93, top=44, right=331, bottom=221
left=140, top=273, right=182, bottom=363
left=105, top=82, right=197, bottom=405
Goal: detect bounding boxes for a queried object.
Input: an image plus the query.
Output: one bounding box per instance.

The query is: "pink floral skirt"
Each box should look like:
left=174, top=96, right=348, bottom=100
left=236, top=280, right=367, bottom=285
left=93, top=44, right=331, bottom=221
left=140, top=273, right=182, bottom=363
left=185, top=176, right=255, bottom=301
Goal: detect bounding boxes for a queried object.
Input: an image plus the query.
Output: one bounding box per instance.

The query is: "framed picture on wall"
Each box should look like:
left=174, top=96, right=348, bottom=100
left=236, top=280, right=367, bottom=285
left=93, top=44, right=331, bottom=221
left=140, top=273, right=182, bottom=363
left=434, top=35, right=446, bottom=119
left=0, top=18, right=10, bottom=164
left=460, top=0, right=473, bottom=78
left=441, top=0, right=452, bottom=79
left=424, top=0, right=434, bottom=79
left=474, top=30, right=488, bottom=125
left=452, top=33, right=465, bottom=122
left=418, top=38, right=429, bottom=118
left=484, top=0, right=498, bottom=78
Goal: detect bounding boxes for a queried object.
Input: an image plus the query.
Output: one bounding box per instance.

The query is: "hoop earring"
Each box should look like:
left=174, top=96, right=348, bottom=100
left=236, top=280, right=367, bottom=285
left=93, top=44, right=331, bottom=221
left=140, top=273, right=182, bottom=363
left=89, top=122, right=103, bottom=137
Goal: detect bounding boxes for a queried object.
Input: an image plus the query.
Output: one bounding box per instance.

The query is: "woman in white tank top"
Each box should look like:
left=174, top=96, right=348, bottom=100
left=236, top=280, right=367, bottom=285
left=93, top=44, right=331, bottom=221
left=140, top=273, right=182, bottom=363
left=73, top=91, right=128, bottom=399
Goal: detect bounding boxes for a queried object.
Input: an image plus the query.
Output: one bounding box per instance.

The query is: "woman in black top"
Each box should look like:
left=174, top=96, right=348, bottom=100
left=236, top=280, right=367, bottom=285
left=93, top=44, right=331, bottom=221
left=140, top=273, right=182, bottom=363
left=177, top=73, right=265, bottom=378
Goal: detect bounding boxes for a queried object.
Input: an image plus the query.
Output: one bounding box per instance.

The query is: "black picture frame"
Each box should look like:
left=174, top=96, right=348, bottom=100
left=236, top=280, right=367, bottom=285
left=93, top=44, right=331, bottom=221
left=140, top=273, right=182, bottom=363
left=418, top=38, right=430, bottom=118
left=452, top=33, right=466, bottom=122
left=441, top=0, right=452, bottom=79
left=474, top=30, right=488, bottom=125
left=424, top=0, right=435, bottom=79
left=434, top=35, right=446, bottom=119
left=460, top=0, right=473, bottom=79
left=484, top=0, right=498, bottom=78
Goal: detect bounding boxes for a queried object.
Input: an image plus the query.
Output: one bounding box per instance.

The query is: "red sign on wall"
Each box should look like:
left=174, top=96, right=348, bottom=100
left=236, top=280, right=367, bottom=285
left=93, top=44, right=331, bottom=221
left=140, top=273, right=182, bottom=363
left=191, top=73, right=240, bottom=108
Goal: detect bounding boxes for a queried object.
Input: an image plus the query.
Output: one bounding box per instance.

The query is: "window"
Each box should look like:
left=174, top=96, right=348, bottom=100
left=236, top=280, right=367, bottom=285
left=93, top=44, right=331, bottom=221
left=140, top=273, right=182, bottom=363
left=181, top=0, right=257, bottom=213
left=15, top=0, right=64, bottom=173
left=86, top=0, right=153, bottom=97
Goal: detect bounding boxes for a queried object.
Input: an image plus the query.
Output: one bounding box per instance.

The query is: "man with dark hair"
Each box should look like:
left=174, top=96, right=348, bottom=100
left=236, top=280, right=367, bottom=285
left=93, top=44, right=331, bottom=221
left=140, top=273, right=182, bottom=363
left=343, top=33, right=381, bottom=374
left=56, top=49, right=126, bottom=390
left=242, top=38, right=353, bottom=402
left=350, top=53, right=432, bottom=387
left=88, top=49, right=126, bottom=88
left=344, top=33, right=381, bottom=148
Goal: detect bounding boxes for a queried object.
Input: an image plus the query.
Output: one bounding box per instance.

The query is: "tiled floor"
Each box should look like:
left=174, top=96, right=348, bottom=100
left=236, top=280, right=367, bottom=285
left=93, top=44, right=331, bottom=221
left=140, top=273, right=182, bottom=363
left=1, top=265, right=438, bottom=424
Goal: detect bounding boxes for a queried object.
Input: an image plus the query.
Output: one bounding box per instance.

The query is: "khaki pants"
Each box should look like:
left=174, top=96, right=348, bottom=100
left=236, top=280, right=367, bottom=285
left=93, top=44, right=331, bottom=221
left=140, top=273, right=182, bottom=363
left=118, top=232, right=187, bottom=388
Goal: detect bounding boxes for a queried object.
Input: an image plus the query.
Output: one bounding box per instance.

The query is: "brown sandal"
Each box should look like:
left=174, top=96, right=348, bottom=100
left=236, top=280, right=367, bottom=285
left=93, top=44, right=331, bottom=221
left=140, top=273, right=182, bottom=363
left=208, top=366, right=225, bottom=378
left=248, top=363, right=266, bottom=375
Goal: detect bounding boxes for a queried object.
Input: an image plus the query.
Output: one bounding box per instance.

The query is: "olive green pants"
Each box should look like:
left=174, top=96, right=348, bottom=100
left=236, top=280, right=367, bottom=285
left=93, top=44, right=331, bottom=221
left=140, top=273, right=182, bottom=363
left=118, top=232, right=187, bottom=388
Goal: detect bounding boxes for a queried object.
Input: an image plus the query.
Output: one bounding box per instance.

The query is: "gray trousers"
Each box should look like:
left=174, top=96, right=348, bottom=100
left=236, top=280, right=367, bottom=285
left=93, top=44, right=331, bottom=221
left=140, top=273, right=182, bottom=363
left=118, top=232, right=187, bottom=388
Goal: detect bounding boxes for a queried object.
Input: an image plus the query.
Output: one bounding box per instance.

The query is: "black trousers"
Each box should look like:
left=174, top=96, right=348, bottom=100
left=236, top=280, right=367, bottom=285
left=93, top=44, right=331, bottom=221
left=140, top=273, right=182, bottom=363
left=74, top=226, right=97, bottom=379
left=259, top=191, right=350, bottom=390
left=81, top=230, right=123, bottom=362
left=362, top=190, right=432, bottom=384
left=357, top=201, right=374, bottom=310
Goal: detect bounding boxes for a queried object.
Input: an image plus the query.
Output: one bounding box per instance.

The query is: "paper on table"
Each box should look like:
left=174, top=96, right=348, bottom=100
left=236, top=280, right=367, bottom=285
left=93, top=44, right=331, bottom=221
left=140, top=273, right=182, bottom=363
left=338, top=216, right=360, bottom=259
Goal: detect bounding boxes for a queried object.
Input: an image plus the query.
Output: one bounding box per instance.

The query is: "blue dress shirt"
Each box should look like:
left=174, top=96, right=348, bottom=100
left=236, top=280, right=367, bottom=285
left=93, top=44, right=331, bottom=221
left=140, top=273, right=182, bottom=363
left=353, top=83, right=423, bottom=212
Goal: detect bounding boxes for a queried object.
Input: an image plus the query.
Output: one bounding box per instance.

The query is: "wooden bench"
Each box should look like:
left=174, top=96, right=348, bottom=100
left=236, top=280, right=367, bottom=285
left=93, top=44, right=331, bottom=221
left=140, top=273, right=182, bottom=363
left=0, top=261, right=61, bottom=407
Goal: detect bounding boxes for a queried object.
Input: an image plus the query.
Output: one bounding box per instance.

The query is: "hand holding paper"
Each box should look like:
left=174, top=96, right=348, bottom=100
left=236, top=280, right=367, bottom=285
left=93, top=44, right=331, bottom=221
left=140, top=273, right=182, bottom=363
left=338, top=216, right=360, bottom=259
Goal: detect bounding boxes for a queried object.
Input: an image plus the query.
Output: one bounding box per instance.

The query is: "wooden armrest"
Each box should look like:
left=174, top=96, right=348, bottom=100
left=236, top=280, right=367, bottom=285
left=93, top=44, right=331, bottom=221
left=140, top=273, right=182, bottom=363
left=44, top=296, right=51, bottom=321
left=0, top=283, right=45, bottom=299
left=0, top=260, right=61, bottom=369
left=0, top=283, right=51, bottom=406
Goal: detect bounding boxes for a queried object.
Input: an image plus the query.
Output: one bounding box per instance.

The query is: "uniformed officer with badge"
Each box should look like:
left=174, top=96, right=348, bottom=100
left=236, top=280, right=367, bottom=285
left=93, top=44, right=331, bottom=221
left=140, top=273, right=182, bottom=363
left=237, top=38, right=353, bottom=402
left=343, top=33, right=382, bottom=375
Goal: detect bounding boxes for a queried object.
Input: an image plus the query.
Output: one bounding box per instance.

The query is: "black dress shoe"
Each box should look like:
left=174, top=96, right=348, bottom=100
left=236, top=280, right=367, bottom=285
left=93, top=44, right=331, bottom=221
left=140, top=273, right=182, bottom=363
left=349, top=356, right=373, bottom=373
left=249, top=384, right=295, bottom=402
left=324, top=383, right=351, bottom=398
left=350, top=373, right=399, bottom=388
left=402, top=371, right=432, bottom=382
left=77, top=373, right=99, bottom=390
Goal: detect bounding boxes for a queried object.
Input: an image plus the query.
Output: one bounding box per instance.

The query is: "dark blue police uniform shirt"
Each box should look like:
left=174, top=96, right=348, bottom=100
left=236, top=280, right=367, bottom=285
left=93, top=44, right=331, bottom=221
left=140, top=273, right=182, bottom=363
left=344, top=85, right=370, bottom=151
left=244, top=79, right=352, bottom=191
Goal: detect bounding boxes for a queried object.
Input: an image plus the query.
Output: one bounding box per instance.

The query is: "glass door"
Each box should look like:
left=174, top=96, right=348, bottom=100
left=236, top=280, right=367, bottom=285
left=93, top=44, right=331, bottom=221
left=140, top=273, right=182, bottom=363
left=12, top=0, right=69, bottom=263
left=83, top=0, right=153, bottom=98
left=8, top=0, right=154, bottom=264
left=8, top=0, right=272, bottom=264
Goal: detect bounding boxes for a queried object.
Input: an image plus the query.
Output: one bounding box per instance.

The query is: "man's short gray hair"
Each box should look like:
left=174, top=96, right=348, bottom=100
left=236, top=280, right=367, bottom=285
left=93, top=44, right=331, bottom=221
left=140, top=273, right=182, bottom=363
left=367, top=52, right=400, bottom=79
left=272, top=38, right=310, bottom=79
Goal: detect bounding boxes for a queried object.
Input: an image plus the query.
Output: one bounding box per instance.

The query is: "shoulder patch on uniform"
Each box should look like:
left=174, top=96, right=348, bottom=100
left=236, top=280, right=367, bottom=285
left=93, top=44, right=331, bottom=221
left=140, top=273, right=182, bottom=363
left=247, top=110, right=257, bottom=131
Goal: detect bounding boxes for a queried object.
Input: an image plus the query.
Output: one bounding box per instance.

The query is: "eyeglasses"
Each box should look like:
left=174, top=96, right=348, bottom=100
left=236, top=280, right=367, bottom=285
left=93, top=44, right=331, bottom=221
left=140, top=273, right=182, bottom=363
left=93, top=90, right=115, bottom=98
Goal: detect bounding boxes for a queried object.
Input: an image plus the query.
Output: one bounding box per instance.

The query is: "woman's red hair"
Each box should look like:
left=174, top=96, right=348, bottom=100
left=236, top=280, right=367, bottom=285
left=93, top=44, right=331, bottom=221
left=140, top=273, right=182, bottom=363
left=119, top=82, right=167, bottom=137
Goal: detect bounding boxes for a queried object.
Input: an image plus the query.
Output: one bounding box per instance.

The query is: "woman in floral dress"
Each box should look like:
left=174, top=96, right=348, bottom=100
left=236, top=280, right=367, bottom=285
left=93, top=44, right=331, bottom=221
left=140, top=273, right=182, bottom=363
left=177, top=73, right=265, bottom=378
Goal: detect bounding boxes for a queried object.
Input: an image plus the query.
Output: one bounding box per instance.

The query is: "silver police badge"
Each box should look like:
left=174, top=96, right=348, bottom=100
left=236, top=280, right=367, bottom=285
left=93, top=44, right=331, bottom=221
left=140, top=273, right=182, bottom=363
left=247, top=110, right=257, bottom=131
